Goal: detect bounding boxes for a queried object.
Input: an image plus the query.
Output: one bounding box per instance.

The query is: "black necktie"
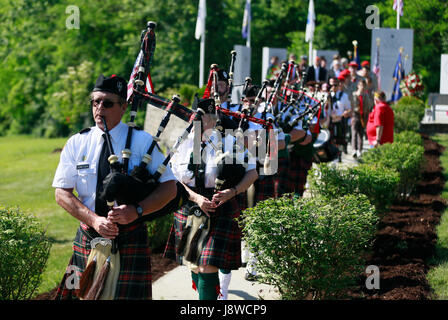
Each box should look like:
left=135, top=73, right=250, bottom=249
left=95, top=134, right=111, bottom=217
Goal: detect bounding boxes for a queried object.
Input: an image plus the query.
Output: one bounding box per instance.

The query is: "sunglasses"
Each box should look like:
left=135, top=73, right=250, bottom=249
left=90, top=98, right=119, bottom=109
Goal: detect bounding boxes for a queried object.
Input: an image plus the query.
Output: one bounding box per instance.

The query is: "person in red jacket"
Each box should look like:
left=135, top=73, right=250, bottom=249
left=366, top=91, right=394, bottom=147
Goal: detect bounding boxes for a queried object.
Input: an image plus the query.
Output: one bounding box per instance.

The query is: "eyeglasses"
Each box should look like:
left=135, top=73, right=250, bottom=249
left=90, top=98, right=119, bottom=109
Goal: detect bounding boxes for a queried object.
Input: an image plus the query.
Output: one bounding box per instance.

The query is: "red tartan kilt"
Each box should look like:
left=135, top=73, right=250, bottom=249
left=55, top=223, right=152, bottom=300
left=164, top=193, right=242, bottom=270
left=255, top=174, right=276, bottom=203
left=289, top=156, right=313, bottom=196
left=274, top=156, right=293, bottom=198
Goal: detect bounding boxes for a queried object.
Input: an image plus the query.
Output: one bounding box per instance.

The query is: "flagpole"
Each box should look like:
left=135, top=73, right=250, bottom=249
left=199, top=33, right=205, bottom=87
left=309, top=40, right=313, bottom=66
left=396, top=7, right=400, bottom=29
left=246, top=17, right=250, bottom=47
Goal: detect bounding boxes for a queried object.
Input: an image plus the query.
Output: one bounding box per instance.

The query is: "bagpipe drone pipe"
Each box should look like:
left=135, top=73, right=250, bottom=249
left=96, top=21, right=198, bottom=225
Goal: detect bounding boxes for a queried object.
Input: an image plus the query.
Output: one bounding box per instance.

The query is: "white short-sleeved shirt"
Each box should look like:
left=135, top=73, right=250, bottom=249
left=331, top=91, right=351, bottom=118
left=52, top=121, right=176, bottom=211
left=170, top=129, right=256, bottom=189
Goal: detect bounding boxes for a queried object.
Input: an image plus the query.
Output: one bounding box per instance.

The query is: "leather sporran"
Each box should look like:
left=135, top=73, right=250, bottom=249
left=176, top=204, right=211, bottom=267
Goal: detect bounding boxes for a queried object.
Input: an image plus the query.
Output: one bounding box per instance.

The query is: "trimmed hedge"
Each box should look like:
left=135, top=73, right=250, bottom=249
left=360, top=142, right=424, bottom=199
left=393, top=96, right=426, bottom=133
left=308, top=163, right=400, bottom=213
left=241, top=194, right=378, bottom=300
left=0, top=206, right=52, bottom=300
left=394, top=130, right=423, bottom=147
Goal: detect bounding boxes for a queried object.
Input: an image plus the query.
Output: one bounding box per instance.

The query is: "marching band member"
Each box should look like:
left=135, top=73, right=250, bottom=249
left=53, top=74, right=177, bottom=300
left=163, top=98, right=258, bottom=300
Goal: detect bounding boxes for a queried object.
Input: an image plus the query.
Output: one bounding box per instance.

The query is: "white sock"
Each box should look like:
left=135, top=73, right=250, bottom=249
left=218, top=271, right=232, bottom=300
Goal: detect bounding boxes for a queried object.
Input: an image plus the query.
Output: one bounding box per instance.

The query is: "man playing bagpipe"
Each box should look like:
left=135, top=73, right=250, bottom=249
left=201, top=64, right=253, bottom=299
left=287, top=98, right=315, bottom=198
left=52, top=74, right=177, bottom=300
left=276, top=93, right=312, bottom=198
left=163, top=98, right=258, bottom=300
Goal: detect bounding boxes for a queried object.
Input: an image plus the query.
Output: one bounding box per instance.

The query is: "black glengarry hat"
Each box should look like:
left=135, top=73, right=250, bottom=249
left=217, top=69, right=229, bottom=82
left=197, top=98, right=216, bottom=114
left=93, top=74, right=128, bottom=100
left=244, top=85, right=260, bottom=98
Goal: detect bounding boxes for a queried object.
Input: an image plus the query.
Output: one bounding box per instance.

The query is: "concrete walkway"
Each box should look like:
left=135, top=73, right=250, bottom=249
left=152, top=136, right=370, bottom=300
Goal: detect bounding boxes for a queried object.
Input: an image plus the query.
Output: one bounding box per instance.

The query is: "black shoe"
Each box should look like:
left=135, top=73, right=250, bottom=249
left=353, top=152, right=358, bottom=158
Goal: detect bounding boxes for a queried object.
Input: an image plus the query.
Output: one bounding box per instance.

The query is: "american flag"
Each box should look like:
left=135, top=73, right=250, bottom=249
left=393, top=0, right=404, bottom=16
left=127, top=50, right=154, bottom=103
left=373, top=42, right=381, bottom=90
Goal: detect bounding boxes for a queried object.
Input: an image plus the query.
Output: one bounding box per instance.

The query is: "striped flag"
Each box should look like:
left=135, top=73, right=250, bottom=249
left=242, top=0, right=251, bottom=40
left=127, top=50, right=154, bottom=102
left=305, top=0, right=315, bottom=43
left=373, top=42, right=381, bottom=90
left=195, top=0, right=206, bottom=40
left=391, top=50, right=405, bottom=102
left=393, top=0, right=404, bottom=16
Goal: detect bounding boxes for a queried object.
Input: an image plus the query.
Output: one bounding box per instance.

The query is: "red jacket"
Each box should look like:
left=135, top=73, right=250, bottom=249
left=366, top=101, right=394, bottom=145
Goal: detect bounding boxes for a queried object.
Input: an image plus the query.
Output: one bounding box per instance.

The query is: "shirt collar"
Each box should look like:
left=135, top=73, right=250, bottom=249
left=93, top=121, right=127, bottom=145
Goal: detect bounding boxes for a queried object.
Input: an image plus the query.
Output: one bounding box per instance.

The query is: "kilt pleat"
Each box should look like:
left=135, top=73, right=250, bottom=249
left=289, top=156, right=313, bottom=196
left=255, top=174, right=276, bottom=203
left=164, top=190, right=242, bottom=270
left=55, top=223, right=152, bottom=300
left=274, top=156, right=292, bottom=198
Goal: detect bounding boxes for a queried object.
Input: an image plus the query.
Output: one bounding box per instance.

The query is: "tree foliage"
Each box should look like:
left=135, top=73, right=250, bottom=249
left=0, top=0, right=446, bottom=136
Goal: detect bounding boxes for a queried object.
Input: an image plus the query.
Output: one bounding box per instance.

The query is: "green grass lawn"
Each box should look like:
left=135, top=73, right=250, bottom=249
left=0, top=135, right=80, bottom=296
left=427, top=133, right=448, bottom=299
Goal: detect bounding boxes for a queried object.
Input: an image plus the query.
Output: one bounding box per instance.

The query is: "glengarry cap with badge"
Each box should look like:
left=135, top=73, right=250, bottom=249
left=93, top=74, right=128, bottom=100
left=217, top=69, right=229, bottom=82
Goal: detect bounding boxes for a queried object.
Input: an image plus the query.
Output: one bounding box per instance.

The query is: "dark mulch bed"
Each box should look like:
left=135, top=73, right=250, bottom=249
left=347, top=134, right=446, bottom=300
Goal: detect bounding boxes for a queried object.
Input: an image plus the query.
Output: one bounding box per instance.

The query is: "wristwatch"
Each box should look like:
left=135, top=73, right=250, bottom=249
left=135, top=204, right=144, bottom=218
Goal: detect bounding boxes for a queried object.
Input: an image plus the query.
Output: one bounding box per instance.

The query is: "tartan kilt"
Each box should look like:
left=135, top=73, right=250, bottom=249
left=236, top=192, right=248, bottom=213
left=55, top=222, right=152, bottom=300
left=330, top=121, right=347, bottom=146
left=255, top=174, right=276, bottom=203
left=274, top=156, right=293, bottom=198
left=164, top=189, right=242, bottom=270
left=289, top=155, right=313, bottom=196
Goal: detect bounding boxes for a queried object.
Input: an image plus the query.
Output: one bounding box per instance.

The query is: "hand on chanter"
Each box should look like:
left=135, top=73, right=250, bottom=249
left=93, top=216, right=119, bottom=239
left=211, top=188, right=235, bottom=207
left=195, top=194, right=217, bottom=217
left=107, top=204, right=138, bottom=225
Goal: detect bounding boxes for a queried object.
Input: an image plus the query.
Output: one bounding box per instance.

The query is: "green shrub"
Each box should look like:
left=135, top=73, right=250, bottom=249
left=394, top=130, right=423, bottom=146
left=157, top=83, right=202, bottom=107
left=241, top=194, right=378, bottom=300
left=0, top=206, right=52, bottom=300
left=393, top=96, right=426, bottom=133
left=360, top=142, right=424, bottom=199
left=308, top=163, right=400, bottom=212
left=146, top=213, right=173, bottom=251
